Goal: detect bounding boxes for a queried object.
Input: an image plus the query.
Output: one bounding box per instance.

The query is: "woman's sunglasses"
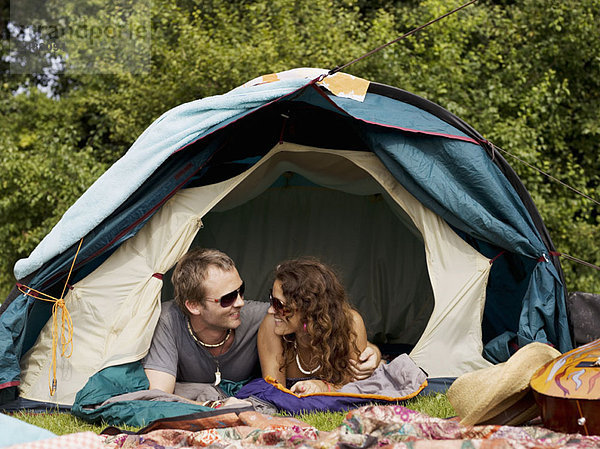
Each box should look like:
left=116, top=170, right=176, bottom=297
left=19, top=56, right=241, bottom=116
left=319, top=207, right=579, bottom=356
left=269, top=289, right=291, bottom=315
left=206, top=281, right=245, bottom=308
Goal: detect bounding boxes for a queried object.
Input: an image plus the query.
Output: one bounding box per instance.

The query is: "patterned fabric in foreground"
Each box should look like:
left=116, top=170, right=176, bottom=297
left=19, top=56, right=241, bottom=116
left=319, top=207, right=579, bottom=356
left=101, top=405, right=600, bottom=449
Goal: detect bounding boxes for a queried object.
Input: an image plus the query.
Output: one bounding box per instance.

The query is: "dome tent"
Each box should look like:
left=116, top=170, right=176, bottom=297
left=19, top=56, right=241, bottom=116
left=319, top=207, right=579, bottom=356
left=0, top=68, right=572, bottom=407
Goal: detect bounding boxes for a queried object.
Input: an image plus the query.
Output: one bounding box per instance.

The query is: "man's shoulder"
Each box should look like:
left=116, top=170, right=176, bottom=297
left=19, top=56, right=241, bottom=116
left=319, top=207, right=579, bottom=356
left=159, top=300, right=185, bottom=323
left=242, top=300, right=270, bottom=317
left=239, top=300, right=269, bottom=328
left=161, top=300, right=177, bottom=313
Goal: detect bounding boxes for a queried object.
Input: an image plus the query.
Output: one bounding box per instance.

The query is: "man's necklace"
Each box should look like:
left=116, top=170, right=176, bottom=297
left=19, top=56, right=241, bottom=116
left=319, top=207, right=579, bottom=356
left=294, top=341, right=321, bottom=375
left=187, top=318, right=231, bottom=385
left=186, top=318, right=231, bottom=347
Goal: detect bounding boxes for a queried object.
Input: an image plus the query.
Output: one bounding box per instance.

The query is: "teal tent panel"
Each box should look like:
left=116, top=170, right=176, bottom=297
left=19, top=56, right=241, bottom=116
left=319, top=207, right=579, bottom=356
left=71, top=362, right=212, bottom=427
left=363, top=127, right=571, bottom=355
left=517, top=261, right=571, bottom=351
left=0, top=295, right=34, bottom=394
left=366, top=128, right=545, bottom=255
left=333, top=92, right=475, bottom=142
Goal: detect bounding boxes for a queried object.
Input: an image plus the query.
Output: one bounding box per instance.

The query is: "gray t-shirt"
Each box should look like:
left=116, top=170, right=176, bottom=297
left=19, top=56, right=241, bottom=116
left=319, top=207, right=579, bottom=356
left=143, top=300, right=270, bottom=383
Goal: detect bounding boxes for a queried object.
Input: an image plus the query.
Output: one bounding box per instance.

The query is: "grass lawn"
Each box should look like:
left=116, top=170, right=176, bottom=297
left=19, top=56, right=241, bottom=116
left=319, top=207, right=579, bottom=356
left=8, top=392, right=454, bottom=435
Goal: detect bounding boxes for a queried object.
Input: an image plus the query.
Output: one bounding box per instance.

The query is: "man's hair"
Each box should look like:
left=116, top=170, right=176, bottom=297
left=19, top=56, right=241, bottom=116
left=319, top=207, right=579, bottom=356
left=172, top=248, right=236, bottom=315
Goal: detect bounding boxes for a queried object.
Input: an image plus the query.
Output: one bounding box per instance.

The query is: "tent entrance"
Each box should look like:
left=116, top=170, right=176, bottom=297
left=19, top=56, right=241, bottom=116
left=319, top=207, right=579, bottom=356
left=183, top=143, right=492, bottom=377
left=185, top=171, right=435, bottom=348
left=160, top=142, right=492, bottom=373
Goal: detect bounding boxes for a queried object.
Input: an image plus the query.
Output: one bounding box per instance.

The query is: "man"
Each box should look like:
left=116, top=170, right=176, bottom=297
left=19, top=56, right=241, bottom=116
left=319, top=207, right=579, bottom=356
left=143, top=248, right=380, bottom=394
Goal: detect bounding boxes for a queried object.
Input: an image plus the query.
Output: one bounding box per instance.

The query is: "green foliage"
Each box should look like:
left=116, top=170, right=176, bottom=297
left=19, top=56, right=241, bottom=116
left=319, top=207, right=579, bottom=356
left=349, top=0, right=600, bottom=293
left=1, top=0, right=599, bottom=300
left=0, top=89, right=106, bottom=298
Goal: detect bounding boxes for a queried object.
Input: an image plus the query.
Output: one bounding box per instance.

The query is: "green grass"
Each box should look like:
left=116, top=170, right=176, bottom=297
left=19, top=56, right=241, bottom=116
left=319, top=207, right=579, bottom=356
left=9, top=410, right=138, bottom=435
left=8, top=393, right=454, bottom=435
left=403, top=392, right=455, bottom=419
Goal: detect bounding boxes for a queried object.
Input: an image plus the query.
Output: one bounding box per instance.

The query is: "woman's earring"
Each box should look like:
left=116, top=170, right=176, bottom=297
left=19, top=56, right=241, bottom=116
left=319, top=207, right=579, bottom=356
left=303, top=323, right=307, bottom=332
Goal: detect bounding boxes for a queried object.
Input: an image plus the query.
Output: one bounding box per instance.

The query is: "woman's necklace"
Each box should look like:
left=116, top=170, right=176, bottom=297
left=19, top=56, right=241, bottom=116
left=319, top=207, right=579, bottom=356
left=294, top=341, right=321, bottom=375
left=187, top=318, right=231, bottom=385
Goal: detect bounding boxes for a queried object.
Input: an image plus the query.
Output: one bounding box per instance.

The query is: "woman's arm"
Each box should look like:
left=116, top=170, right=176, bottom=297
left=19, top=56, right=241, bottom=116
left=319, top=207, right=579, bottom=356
left=257, top=314, right=286, bottom=386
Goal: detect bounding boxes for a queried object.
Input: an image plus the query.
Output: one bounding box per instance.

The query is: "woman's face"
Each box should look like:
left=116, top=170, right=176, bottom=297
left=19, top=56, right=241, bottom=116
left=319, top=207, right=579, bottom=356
left=268, top=279, right=303, bottom=336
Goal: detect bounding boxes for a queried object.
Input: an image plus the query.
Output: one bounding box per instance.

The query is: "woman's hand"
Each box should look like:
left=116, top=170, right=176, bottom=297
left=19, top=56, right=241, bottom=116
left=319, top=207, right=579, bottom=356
left=290, top=379, right=330, bottom=394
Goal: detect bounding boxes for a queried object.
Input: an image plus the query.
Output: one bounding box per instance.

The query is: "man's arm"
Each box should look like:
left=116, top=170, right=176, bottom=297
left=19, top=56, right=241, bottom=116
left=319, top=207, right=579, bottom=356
left=143, top=303, right=181, bottom=392
left=348, top=309, right=382, bottom=380
left=350, top=342, right=382, bottom=380
left=145, top=369, right=176, bottom=394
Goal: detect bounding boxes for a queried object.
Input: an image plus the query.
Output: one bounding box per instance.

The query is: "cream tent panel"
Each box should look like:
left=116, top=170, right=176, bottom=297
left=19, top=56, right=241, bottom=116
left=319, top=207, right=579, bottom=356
left=199, top=143, right=494, bottom=377
left=19, top=142, right=491, bottom=405
left=344, top=150, right=494, bottom=376
left=18, top=172, right=257, bottom=405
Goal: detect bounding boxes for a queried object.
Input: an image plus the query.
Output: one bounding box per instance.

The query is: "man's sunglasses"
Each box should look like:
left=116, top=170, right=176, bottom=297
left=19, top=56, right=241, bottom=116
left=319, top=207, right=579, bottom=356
left=206, top=281, right=245, bottom=308
left=269, top=290, right=291, bottom=315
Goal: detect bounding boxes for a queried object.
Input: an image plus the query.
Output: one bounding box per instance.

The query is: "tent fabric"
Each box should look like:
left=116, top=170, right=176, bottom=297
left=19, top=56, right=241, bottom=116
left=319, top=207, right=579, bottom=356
left=12, top=70, right=488, bottom=283
left=366, top=129, right=572, bottom=356
left=0, top=68, right=572, bottom=409
left=17, top=144, right=492, bottom=406
left=70, top=362, right=215, bottom=428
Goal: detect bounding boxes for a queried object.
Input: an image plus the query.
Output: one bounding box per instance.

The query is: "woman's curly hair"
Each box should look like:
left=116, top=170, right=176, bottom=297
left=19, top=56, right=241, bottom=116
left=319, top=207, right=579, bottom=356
left=275, top=257, right=359, bottom=385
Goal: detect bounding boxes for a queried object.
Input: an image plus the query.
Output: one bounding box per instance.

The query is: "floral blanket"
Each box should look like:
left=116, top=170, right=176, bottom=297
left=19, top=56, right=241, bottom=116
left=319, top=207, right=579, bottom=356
left=100, top=405, right=600, bottom=449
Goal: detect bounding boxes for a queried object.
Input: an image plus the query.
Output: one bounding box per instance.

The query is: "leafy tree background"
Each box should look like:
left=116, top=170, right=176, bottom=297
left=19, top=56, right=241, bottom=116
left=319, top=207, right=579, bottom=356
left=1, top=0, right=598, bottom=300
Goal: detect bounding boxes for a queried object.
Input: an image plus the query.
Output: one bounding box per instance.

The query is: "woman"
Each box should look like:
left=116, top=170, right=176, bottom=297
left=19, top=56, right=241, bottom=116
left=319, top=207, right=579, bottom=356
left=258, top=257, right=368, bottom=394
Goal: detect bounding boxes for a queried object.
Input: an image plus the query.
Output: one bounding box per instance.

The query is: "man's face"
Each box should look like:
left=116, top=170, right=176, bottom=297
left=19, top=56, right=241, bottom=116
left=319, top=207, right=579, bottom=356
left=190, top=266, right=245, bottom=330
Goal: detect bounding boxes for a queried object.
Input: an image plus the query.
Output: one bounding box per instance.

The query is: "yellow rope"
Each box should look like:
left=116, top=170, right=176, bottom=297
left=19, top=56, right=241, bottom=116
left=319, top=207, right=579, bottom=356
left=17, top=238, right=83, bottom=396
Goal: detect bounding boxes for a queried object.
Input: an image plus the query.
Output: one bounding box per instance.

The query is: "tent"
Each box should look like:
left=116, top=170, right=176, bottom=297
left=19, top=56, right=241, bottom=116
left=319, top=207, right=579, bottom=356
left=0, top=68, right=572, bottom=408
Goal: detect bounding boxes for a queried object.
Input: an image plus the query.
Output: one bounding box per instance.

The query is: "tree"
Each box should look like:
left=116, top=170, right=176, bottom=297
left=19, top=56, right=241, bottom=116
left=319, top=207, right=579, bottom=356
left=1, top=0, right=599, bottom=299
left=350, top=0, right=600, bottom=292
